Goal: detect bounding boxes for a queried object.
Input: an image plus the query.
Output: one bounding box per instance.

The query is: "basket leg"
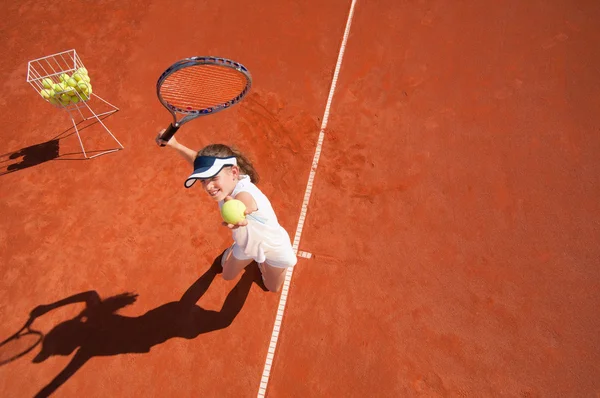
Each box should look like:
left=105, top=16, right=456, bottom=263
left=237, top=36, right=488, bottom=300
left=65, top=93, right=123, bottom=159
left=70, top=116, right=89, bottom=159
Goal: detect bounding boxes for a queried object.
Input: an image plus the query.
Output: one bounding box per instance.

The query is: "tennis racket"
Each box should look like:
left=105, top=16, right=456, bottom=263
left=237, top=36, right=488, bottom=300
left=0, top=320, right=43, bottom=366
left=156, top=56, right=252, bottom=146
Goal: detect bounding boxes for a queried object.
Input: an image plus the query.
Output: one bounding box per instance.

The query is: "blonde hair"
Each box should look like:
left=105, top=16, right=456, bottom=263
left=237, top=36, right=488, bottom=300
left=198, top=144, right=260, bottom=184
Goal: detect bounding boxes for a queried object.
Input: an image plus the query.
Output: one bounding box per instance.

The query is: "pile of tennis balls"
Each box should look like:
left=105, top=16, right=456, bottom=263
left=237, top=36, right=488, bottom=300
left=38, top=67, right=92, bottom=106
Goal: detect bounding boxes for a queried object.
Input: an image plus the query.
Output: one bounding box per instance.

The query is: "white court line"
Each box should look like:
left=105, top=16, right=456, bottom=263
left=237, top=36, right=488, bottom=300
left=297, top=251, right=312, bottom=259
left=257, top=0, right=358, bottom=396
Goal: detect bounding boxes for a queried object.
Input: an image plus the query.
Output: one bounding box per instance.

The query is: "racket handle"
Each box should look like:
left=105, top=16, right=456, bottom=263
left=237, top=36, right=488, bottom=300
left=159, top=123, right=180, bottom=146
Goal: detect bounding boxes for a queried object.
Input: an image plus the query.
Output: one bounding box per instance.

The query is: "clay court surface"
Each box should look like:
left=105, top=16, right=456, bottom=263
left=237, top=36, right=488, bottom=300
left=1, top=0, right=599, bottom=397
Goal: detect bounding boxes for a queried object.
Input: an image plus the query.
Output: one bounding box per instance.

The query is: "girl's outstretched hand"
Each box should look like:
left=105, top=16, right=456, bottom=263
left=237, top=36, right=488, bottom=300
left=222, top=196, right=254, bottom=230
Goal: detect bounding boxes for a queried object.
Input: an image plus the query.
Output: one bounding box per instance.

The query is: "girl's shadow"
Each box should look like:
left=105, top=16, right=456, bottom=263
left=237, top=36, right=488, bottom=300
left=29, top=255, right=264, bottom=398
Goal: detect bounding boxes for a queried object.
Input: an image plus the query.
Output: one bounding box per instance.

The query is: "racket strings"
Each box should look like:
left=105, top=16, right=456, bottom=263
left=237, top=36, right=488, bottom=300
left=162, top=78, right=245, bottom=107
left=160, top=65, right=248, bottom=110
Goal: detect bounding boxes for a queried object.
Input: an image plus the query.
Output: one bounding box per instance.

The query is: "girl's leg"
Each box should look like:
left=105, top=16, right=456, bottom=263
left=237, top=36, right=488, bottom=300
left=222, top=245, right=254, bottom=281
left=258, top=263, right=288, bottom=292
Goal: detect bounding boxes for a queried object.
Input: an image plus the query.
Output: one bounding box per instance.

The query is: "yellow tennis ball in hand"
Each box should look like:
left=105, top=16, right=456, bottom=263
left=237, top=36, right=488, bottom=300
left=221, top=199, right=247, bottom=224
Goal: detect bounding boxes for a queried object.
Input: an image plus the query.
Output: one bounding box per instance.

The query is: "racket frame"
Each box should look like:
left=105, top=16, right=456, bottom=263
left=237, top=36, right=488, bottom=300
left=156, top=56, right=252, bottom=144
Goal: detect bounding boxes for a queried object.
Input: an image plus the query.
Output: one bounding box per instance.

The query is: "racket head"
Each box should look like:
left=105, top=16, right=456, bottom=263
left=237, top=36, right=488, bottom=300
left=157, top=56, right=252, bottom=126
left=0, top=327, right=43, bottom=366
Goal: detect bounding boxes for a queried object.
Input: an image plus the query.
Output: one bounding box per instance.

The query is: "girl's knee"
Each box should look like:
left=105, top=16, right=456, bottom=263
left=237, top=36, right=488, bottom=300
left=221, top=264, right=242, bottom=281
left=221, top=256, right=253, bottom=281
left=261, top=263, right=287, bottom=292
left=264, top=279, right=282, bottom=293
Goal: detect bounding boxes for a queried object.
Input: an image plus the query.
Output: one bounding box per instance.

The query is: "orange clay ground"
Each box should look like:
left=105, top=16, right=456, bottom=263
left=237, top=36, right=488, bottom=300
left=1, top=1, right=599, bottom=397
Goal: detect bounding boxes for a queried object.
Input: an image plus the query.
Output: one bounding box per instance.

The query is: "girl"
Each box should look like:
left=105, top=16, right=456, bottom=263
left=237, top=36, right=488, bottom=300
left=156, top=131, right=297, bottom=292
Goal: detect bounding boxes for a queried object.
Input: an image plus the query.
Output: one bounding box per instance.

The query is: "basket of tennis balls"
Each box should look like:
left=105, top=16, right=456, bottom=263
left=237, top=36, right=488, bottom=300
left=38, top=67, right=92, bottom=107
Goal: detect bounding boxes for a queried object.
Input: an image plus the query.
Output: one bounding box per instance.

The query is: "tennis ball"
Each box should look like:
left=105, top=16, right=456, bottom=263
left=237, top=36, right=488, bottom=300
left=48, top=97, right=59, bottom=105
left=221, top=199, right=246, bottom=224
left=78, top=85, right=92, bottom=98
left=76, top=67, right=88, bottom=75
left=59, top=73, right=70, bottom=82
left=39, top=88, right=55, bottom=99
left=70, top=95, right=80, bottom=104
left=76, top=81, right=90, bottom=92
left=41, top=78, right=54, bottom=89
left=53, top=83, right=67, bottom=93
left=73, top=73, right=90, bottom=83
left=66, top=78, right=77, bottom=87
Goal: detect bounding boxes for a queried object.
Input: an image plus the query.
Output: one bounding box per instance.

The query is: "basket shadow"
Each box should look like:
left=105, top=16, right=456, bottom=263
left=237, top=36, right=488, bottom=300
left=0, top=111, right=118, bottom=176
left=29, top=254, right=266, bottom=398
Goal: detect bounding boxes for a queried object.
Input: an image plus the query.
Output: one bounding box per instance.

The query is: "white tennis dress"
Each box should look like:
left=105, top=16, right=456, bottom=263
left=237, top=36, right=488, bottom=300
left=218, top=175, right=297, bottom=268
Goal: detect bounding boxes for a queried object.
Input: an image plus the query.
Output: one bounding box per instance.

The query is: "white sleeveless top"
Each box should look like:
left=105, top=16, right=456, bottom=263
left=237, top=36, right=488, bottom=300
left=218, top=175, right=296, bottom=266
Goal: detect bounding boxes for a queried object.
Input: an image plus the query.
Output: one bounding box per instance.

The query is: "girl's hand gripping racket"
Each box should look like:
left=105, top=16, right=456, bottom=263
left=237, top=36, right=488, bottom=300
left=156, top=56, right=252, bottom=145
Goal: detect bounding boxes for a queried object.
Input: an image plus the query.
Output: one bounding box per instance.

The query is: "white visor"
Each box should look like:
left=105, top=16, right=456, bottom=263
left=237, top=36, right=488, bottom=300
left=185, top=156, right=237, bottom=188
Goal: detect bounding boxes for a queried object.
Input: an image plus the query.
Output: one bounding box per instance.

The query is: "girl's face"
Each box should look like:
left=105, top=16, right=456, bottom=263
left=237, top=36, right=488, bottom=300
left=201, top=166, right=239, bottom=202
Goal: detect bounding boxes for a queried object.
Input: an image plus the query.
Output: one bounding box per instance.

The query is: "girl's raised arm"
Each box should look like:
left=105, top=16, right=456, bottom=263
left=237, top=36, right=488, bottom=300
left=155, top=130, right=196, bottom=166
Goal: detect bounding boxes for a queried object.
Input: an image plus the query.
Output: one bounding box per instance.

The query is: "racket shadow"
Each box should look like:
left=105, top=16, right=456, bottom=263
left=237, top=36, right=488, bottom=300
left=0, top=111, right=118, bottom=176
left=0, top=324, right=43, bottom=367
left=30, top=254, right=265, bottom=398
